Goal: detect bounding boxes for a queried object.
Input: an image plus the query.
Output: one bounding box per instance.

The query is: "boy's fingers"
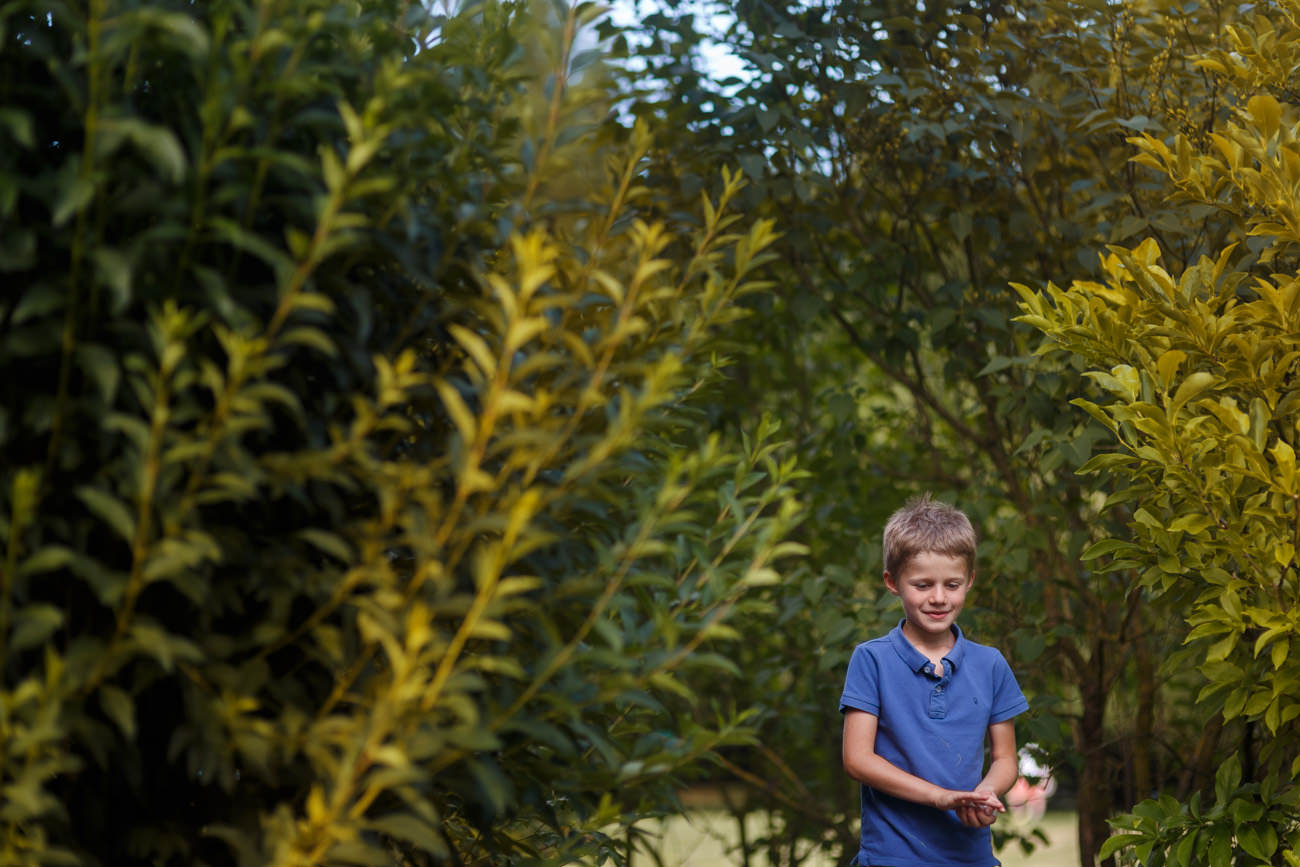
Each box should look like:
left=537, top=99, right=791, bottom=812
left=959, top=803, right=995, bottom=827
left=960, top=791, right=1002, bottom=807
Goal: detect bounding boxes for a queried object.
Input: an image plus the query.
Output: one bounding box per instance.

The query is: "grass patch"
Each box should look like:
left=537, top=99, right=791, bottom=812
left=997, top=811, right=1080, bottom=867
left=638, top=806, right=1080, bottom=866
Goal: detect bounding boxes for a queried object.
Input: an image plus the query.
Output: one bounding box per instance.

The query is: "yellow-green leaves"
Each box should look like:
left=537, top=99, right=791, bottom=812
left=1170, top=371, right=1218, bottom=416
left=1155, top=349, right=1187, bottom=389
left=1133, top=44, right=1300, bottom=261
left=1247, top=93, right=1283, bottom=141
left=1018, top=4, right=1300, bottom=858
left=1027, top=224, right=1300, bottom=741
left=255, top=22, right=797, bottom=867
left=1271, top=439, right=1297, bottom=495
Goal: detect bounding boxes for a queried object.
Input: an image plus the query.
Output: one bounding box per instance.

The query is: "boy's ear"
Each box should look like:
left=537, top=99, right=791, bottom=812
left=883, top=571, right=899, bottom=596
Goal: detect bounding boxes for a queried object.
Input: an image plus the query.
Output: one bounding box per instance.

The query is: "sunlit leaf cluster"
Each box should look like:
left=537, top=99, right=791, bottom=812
left=1018, top=4, right=1300, bottom=862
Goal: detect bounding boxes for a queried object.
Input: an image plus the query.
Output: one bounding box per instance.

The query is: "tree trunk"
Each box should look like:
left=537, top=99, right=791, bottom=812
left=1177, top=713, right=1224, bottom=800
left=1076, top=680, right=1113, bottom=867
left=1132, top=637, right=1155, bottom=802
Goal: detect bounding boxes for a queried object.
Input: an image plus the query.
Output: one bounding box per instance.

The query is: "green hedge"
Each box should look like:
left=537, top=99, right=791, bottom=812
left=0, top=0, right=802, bottom=863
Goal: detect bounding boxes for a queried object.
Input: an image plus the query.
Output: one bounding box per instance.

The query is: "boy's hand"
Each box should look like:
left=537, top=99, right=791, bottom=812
left=951, top=788, right=1003, bottom=827
left=956, top=803, right=998, bottom=827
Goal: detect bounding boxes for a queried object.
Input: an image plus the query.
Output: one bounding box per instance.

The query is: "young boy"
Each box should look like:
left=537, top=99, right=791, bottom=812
left=840, top=494, right=1028, bottom=866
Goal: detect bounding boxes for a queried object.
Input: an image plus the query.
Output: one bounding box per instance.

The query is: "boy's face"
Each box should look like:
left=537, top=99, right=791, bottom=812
left=883, top=551, right=972, bottom=642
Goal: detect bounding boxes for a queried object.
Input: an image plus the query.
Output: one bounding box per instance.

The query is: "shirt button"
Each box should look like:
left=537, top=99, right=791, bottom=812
left=936, top=687, right=943, bottom=693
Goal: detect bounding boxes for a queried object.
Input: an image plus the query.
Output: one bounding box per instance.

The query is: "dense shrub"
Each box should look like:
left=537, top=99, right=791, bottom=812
left=0, top=0, right=802, bottom=863
left=1018, top=2, right=1300, bottom=862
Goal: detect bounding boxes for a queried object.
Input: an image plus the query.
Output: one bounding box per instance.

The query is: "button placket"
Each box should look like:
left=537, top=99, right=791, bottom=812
left=929, top=669, right=951, bottom=718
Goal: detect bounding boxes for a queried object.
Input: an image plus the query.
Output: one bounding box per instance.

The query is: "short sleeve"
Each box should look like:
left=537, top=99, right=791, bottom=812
left=989, top=651, right=1030, bottom=724
left=839, top=643, right=881, bottom=715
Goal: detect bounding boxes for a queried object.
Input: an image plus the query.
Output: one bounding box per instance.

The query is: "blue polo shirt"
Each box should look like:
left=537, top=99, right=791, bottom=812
left=839, top=621, right=1029, bottom=867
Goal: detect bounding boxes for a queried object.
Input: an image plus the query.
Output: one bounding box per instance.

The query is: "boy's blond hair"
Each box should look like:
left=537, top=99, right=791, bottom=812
left=882, top=493, right=976, bottom=576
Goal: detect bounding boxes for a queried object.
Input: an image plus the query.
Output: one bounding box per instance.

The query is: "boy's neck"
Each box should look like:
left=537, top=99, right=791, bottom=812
left=900, top=621, right=957, bottom=662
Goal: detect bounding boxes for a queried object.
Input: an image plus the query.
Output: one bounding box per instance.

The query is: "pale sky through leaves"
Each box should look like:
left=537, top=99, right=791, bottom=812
left=604, top=0, right=748, bottom=81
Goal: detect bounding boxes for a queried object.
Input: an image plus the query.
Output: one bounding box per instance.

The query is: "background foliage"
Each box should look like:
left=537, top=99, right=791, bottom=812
left=7, top=0, right=1300, bottom=865
left=614, top=0, right=1252, bottom=862
left=0, top=0, right=804, bottom=863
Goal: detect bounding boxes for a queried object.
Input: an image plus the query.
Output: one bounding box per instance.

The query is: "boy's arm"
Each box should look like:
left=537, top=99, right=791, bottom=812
left=842, top=709, right=1003, bottom=813
left=976, top=719, right=1019, bottom=797
left=957, top=718, right=1019, bottom=828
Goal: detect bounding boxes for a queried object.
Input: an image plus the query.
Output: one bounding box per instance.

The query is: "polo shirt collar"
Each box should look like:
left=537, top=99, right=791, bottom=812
left=887, top=619, right=966, bottom=673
